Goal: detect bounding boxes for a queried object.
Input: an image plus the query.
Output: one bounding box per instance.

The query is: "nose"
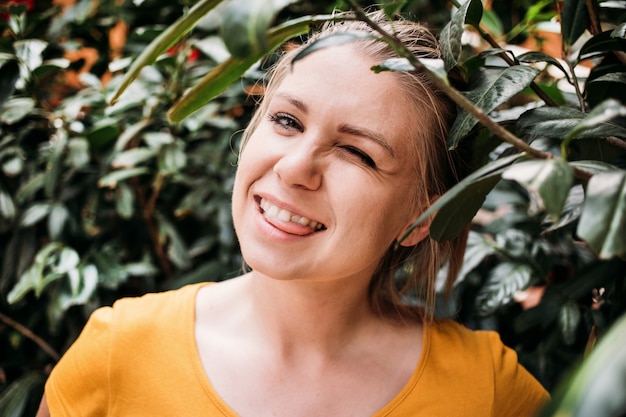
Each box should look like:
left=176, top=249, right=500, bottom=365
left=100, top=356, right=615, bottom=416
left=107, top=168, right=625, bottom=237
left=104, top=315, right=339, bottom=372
left=273, top=140, right=323, bottom=190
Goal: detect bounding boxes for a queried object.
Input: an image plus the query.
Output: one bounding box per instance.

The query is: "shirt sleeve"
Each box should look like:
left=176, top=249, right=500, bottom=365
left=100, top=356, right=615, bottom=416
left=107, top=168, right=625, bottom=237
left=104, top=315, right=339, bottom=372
left=45, top=306, right=113, bottom=416
left=487, top=332, right=550, bottom=417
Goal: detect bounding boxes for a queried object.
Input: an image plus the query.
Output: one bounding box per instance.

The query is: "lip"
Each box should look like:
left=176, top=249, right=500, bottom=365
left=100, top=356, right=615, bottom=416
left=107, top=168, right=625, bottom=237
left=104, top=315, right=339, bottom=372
left=254, top=194, right=327, bottom=236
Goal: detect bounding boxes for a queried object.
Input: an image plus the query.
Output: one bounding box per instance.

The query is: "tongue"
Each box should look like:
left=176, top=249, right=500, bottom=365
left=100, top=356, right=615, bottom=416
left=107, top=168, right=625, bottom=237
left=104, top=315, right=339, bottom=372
left=264, top=215, right=317, bottom=236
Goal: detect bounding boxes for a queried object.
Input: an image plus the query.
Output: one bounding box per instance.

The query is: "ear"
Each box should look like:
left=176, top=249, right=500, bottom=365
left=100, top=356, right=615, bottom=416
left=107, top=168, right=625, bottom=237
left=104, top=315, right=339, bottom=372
left=396, top=197, right=438, bottom=247
left=396, top=217, right=430, bottom=247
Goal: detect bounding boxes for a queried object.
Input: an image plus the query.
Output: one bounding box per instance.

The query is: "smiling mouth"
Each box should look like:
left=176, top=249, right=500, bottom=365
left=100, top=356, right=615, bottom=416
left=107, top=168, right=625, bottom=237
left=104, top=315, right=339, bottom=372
left=258, top=197, right=326, bottom=231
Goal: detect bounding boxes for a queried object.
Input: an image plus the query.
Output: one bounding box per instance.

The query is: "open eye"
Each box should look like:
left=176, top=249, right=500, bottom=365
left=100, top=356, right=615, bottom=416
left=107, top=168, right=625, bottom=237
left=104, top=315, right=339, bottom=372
left=267, top=112, right=303, bottom=133
left=340, top=145, right=376, bottom=168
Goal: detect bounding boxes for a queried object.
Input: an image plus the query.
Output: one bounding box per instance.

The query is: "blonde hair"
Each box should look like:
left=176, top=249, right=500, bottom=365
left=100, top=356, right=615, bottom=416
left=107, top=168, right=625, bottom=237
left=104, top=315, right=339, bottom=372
left=240, top=10, right=470, bottom=322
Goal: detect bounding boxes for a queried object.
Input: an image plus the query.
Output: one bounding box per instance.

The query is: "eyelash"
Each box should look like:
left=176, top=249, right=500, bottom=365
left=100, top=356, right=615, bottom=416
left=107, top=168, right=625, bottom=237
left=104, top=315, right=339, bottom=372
left=267, top=112, right=303, bottom=132
left=267, top=112, right=376, bottom=168
left=339, top=146, right=376, bottom=168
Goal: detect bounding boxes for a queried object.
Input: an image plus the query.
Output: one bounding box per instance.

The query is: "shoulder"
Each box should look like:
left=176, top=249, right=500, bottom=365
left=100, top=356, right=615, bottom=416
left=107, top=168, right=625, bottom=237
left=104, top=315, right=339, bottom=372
left=426, top=319, right=550, bottom=415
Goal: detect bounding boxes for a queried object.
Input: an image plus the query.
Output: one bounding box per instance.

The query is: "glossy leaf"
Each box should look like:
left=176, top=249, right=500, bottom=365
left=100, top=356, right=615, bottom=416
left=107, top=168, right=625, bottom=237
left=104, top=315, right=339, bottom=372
left=111, top=148, right=157, bottom=169
left=564, top=99, right=626, bottom=143
left=48, top=203, right=69, bottom=241
left=577, top=170, right=626, bottom=259
left=109, top=0, right=224, bottom=104
left=475, top=261, right=534, bottom=316
left=448, top=66, right=540, bottom=147
left=168, top=16, right=318, bottom=122
left=158, top=143, right=187, bottom=174
left=0, top=60, right=19, bottom=107
left=373, top=57, right=448, bottom=84
left=0, top=188, right=16, bottom=221
left=0, top=373, right=42, bottom=417
left=458, top=231, right=496, bottom=283
left=559, top=301, right=581, bottom=345
left=560, top=0, right=589, bottom=50
left=19, top=202, right=52, bottom=227
left=517, top=51, right=572, bottom=83
left=501, top=159, right=574, bottom=220
left=115, top=183, right=135, bottom=219
left=518, top=106, right=626, bottom=140
left=579, top=29, right=626, bottom=61
left=612, top=22, right=626, bottom=39
left=13, top=39, right=47, bottom=73
left=7, top=242, right=64, bottom=303
left=45, top=129, right=67, bottom=199
left=439, top=0, right=483, bottom=70
left=539, top=313, right=626, bottom=417
left=98, top=167, right=150, bottom=188
left=401, top=153, right=526, bottom=243
left=0, top=97, right=35, bottom=124
left=292, top=31, right=375, bottom=64
left=220, top=0, right=297, bottom=58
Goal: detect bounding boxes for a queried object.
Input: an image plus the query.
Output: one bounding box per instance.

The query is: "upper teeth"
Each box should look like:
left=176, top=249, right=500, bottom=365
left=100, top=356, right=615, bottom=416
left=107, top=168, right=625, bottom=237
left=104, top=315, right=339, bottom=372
left=260, top=198, right=324, bottom=230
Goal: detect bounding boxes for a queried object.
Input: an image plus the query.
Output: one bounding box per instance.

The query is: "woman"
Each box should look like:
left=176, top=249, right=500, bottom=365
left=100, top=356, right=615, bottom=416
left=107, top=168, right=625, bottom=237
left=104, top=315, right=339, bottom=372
left=37, top=10, right=549, bottom=417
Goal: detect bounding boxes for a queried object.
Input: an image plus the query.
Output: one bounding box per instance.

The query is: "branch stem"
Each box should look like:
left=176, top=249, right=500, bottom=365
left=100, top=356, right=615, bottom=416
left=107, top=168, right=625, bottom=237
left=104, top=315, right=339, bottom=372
left=0, top=312, right=60, bottom=361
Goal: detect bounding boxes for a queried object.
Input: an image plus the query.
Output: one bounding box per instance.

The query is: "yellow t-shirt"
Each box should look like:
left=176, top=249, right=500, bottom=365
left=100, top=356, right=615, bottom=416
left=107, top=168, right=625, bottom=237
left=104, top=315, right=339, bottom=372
left=45, top=283, right=549, bottom=416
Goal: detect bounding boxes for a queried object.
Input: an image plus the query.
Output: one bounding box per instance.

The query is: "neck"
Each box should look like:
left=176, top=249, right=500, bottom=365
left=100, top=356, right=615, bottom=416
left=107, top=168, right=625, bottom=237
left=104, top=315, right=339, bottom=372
left=247, top=271, right=381, bottom=358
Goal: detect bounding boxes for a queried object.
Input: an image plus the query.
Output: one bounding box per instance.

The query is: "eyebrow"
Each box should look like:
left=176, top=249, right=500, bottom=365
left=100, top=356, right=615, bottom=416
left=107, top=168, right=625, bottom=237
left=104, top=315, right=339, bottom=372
left=273, top=93, right=396, bottom=158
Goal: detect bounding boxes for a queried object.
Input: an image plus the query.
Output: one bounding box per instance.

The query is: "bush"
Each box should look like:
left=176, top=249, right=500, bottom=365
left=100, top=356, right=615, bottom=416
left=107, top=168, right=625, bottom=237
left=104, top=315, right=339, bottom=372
left=1, top=0, right=625, bottom=415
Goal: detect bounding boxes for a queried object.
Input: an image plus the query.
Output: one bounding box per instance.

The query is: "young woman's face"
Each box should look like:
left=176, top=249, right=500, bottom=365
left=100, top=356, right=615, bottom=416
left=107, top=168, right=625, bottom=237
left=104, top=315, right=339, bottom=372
left=232, top=45, right=428, bottom=284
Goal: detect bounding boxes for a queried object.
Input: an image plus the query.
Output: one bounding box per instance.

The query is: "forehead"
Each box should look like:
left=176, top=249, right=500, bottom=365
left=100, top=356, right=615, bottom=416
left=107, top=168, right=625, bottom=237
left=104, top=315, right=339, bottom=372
left=272, top=44, right=423, bottom=139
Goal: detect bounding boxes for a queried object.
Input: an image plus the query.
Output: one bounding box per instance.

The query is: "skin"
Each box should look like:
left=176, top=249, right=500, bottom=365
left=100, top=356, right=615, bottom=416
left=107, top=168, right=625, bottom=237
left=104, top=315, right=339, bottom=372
left=37, top=44, right=432, bottom=417
left=195, top=45, right=431, bottom=417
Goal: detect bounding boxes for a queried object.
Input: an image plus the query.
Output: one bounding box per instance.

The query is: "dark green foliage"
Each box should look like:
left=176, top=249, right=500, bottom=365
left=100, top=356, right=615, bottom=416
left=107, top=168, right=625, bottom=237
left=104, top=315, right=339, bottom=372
left=1, top=0, right=626, bottom=415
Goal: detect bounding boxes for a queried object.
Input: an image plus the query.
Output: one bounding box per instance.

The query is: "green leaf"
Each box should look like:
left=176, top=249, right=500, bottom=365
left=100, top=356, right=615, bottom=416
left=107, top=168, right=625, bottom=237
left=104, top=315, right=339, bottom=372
left=19, top=202, right=52, bottom=227
left=167, top=15, right=317, bottom=122
left=67, top=138, right=90, bottom=168
left=111, top=148, right=157, bottom=168
left=448, top=66, right=540, bottom=147
left=0, top=373, right=42, bottom=417
left=0, top=146, right=25, bottom=176
left=45, top=129, right=67, bottom=199
left=501, top=159, right=574, bottom=221
left=439, top=0, right=483, bottom=70
left=457, top=231, right=496, bottom=283
left=517, top=51, right=572, bottom=83
left=0, top=59, right=19, bottom=107
left=579, top=29, right=626, bottom=61
left=220, top=0, right=297, bottom=58
left=156, top=212, right=191, bottom=270
left=7, top=242, right=63, bottom=303
left=158, top=142, right=187, bottom=174
left=475, top=262, right=534, bottom=316
left=539, top=313, right=626, bottom=417
left=86, top=118, right=120, bottom=150
left=564, top=99, right=626, bottom=143
left=481, top=8, right=503, bottom=37
left=517, top=106, right=626, bottom=140
left=586, top=72, right=626, bottom=90
left=0, top=187, right=16, bottom=220
left=559, top=301, right=581, bottom=345
left=577, top=170, right=626, bottom=259
left=0, top=97, right=35, bottom=125
left=98, top=167, right=150, bottom=189
left=372, top=57, right=448, bottom=84
left=115, top=182, right=135, bottom=219
left=109, top=0, right=224, bottom=104
left=560, top=0, right=590, bottom=50
left=612, top=22, right=626, bottom=39
left=48, top=203, right=70, bottom=241
left=292, top=31, right=376, bottom=65
left=401, top=153, right=526, bottom=242
left=13, top=39, right=47, bottom=73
